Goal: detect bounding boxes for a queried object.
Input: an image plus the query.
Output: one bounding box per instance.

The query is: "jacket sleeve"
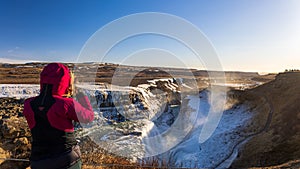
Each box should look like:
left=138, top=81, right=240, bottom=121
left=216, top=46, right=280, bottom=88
left=67, top=95, right=94, bottom=123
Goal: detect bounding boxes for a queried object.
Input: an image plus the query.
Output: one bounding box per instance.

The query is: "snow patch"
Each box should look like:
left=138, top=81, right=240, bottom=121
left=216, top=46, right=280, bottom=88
left=0, top=84, right=40, bottom=98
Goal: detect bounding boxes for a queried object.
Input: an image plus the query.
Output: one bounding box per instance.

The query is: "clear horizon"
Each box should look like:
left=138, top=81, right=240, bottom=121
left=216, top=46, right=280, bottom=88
left=1, top=0, right=299, bottom=73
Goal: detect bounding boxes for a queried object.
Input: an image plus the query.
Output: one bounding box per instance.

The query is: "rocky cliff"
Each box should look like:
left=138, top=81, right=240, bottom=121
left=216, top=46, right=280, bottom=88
left=232, top=72, right=300, bottom=168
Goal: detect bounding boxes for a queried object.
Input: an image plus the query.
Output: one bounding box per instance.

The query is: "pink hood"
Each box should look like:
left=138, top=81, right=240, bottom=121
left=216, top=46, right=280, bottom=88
left=40, top=63, right=71, bottom=96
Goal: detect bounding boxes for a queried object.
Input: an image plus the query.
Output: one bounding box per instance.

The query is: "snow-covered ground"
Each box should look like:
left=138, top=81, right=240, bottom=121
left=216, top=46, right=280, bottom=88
left=0, top=84, right=40, bottom=98
left=164, top=91, right=252, bottom=168
left=0, top=81, right=254, bottom=168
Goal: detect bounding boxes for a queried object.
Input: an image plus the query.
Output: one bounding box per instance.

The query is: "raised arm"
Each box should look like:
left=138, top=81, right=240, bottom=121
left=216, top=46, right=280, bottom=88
left=67, top=94, right=95, bottom=123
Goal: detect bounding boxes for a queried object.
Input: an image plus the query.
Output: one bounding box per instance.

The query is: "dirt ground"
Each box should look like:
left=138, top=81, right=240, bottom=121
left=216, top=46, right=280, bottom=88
left=0, top=62, right=274, bottom=87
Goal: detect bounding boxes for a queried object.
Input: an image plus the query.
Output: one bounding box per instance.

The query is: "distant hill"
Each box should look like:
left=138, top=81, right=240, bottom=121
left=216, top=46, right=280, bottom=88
left=0, top=57, right=39, bottom=64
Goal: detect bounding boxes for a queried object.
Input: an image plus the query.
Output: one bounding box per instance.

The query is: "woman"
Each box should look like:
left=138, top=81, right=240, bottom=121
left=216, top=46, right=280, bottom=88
left=23, top=63, right=94, bottom=169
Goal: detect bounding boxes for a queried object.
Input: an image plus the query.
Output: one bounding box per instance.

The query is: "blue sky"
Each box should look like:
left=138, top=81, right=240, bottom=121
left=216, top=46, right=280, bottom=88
left=0, top=0, right=299, bottom=72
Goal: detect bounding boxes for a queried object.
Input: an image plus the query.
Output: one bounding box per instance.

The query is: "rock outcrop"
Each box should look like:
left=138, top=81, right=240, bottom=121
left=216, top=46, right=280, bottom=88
left=0, top=98, right=31, bottom=169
